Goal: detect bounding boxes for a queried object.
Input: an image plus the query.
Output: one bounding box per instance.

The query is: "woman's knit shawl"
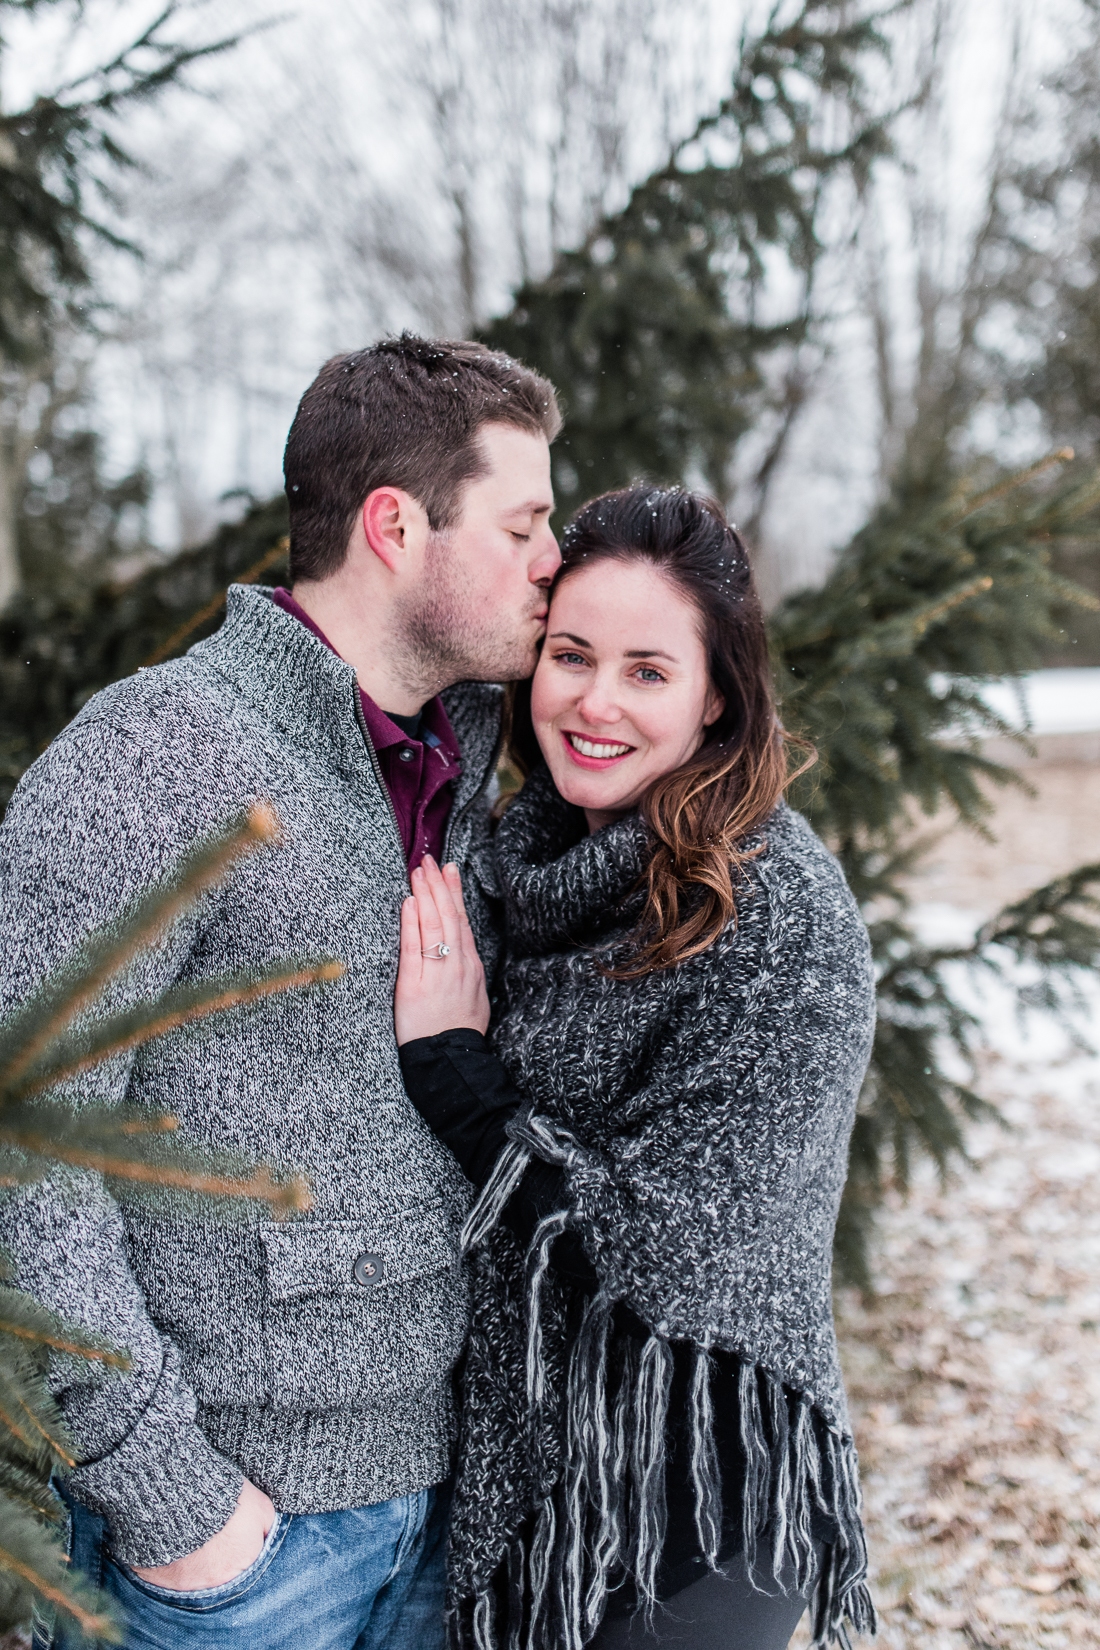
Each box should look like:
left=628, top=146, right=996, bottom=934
left=448, top=768, right=877, bottom=1650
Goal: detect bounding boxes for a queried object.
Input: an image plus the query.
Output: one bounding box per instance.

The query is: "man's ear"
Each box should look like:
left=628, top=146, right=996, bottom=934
left=362, top=487, right=428, bottom=573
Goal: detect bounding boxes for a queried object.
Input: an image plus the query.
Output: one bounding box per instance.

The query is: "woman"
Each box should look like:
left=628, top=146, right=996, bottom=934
left=394, top=487, right=876, bottom=1650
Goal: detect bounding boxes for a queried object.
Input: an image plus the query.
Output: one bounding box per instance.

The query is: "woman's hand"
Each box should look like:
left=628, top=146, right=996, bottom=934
left=394, top=856, right=491, bottom=1045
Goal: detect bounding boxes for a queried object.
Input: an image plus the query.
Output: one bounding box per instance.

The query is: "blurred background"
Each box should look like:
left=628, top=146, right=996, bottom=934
left=1, top=0, right=1097, bottom=620
left=0, top=2, right=1098, bottom=1646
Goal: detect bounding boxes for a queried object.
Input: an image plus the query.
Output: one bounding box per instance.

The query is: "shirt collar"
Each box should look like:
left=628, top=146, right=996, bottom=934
left=271, top=587, right=461, bottom=762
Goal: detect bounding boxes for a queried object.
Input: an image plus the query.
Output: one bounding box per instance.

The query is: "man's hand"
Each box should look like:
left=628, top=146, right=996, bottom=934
left=395, top=857, right=491, bottom=1044
left=131, top=1478, right=275, bottom=1591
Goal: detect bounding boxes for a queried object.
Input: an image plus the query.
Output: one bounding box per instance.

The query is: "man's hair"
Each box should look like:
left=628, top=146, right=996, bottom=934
left=283, top=334, right=562, bottom=582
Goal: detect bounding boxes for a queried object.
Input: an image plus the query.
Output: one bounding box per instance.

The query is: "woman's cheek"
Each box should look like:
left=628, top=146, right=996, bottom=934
left=529, top=669, right=559, bottom=764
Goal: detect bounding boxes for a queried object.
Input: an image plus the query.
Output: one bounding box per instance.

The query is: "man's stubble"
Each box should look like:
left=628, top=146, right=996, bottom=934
left=391, top=530, right=541, bottom=696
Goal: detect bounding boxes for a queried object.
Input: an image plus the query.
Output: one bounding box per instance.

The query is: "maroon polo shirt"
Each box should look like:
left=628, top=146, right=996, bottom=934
left=272, top=588, right=461, bottom=871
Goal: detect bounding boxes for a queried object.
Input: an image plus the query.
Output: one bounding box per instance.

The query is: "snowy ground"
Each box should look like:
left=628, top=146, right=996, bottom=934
left=789, top=970, right=1100, bottom=1648
left=798, top=701, right=1100, bottom=1650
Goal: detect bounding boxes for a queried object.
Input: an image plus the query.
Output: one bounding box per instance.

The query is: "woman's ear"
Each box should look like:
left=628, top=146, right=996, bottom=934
left=703, top=685, right=726, bottom=728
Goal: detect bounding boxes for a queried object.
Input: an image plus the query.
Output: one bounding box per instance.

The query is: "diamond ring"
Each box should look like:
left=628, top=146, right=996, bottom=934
left=421, top=943, right=450, bottom=959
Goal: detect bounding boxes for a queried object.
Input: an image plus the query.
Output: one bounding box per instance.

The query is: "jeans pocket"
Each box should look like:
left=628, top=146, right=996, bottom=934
left=113, top=1512, right=290, bottom=1613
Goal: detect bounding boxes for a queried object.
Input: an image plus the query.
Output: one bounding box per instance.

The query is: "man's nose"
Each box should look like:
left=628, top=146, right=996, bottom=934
left=530, top=524, right=561, bottom=584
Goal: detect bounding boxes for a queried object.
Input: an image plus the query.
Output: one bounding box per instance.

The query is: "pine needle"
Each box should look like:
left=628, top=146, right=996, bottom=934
left=0, top=1545, right=116, bottom=1638
left=0, top=1142, right=313, bottom=1213
left=943, top=447, right=1075, bottom=526
left=0, top=803, right=281, bottom=1092
left=8, top=1388, right=74, bottom=1469
left=17, top=958, right=343, bottom=1101
left=0, top=1322, right=128, bottom=1367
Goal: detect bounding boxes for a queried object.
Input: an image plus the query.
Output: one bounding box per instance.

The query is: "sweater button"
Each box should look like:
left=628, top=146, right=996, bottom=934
left=352, top=1252, right=384, bottom=1286
left=398, top=747, right=415, bottom=762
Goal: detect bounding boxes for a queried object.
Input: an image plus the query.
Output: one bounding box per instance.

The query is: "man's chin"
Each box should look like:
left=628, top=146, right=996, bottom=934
left=473, top=643, right=539, bottom=684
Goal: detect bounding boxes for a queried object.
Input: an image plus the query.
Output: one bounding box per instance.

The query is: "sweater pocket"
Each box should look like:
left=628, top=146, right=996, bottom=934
left=258, top=1205, right=469, bottom=1413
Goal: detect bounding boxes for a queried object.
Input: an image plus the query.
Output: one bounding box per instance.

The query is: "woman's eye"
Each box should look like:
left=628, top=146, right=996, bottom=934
left=553, top=651, right=588, bottom=667
left=635, top=666, right=666, bottom=683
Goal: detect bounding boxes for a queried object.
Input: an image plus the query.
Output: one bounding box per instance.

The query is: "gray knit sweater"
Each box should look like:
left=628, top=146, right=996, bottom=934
left=0, top=584, right=502, bottom=1567
left=447, top=768, right=876, bottom=1648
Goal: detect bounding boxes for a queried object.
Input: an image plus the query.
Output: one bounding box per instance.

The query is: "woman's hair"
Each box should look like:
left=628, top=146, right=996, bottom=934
left=504, top=484, right=815, bottom=978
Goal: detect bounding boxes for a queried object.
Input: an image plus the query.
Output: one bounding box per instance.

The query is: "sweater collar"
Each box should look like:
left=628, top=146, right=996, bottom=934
left=186, top=584, right=501, bottom=813
left=494, top=765, right=649, bottom=954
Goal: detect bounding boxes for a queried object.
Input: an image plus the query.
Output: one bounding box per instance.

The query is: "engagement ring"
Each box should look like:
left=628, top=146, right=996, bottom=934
left=421, top=943, right=450, bottom=959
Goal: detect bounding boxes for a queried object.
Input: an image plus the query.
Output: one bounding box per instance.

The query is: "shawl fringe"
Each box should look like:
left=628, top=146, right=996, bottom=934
left=451, top=1201, right=875, bottom=1650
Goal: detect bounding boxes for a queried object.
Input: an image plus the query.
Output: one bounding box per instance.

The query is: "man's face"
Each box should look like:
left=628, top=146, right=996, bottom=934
left=396, top=423, right=559, bottom=686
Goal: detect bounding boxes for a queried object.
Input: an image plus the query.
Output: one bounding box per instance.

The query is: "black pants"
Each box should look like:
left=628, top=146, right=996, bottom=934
left=589, top=1555, right=811, bottom=1650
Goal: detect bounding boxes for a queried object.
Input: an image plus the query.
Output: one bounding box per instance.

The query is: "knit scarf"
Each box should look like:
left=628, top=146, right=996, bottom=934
left=448, top=768, right=877, bottom=1650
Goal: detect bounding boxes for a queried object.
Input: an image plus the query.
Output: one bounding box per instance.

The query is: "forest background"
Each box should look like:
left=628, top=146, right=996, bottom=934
left=0, top=0, right=1098, bottom=1641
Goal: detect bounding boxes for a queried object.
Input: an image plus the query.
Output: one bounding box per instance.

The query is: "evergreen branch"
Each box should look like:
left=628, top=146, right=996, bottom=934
left=142, top=538, right=289, bottom=667
left=0, top=1280, right=127, bottom=1370
left=22, top=7, right=245, bottom=120
left=0, top=1459, right=67, bottom=1525
left=0, top=1542, right=116, bottom=1640
left=831, top=576, right=995, bottom=672
left=941, top=447, right=1075, bottom=526
left=0, top=804, right=281, bottom=1090
left=0, top=1362, right=74, bottom=1469
left=0, top=1323, right=126, bottom=1369
left=16, top=959, right=343, bottom=1104
left=1, top=1376, right=73, bottom=1470
left=0, top=1137, right=313, bottom=1212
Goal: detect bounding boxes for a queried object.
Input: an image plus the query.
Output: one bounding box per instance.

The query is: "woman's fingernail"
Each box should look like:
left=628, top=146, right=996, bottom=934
left=423, top=854, right=437, bottom=868
left=444, top=862, right=458, bottom=874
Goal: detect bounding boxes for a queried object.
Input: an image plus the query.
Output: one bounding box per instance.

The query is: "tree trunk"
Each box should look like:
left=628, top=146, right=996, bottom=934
left=0, top=423, right=20, bottom=613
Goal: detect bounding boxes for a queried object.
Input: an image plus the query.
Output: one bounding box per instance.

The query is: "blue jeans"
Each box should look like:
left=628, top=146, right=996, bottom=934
left=36, top=1481, right=450, bottom=1650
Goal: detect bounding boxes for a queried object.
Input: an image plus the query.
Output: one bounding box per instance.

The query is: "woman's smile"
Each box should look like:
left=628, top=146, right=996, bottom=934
left=561, top=730, right=636, bottom=768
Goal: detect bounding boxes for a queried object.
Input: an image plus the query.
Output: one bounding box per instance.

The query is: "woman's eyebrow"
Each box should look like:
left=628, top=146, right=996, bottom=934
left=549, top=632, right=679, bottom=664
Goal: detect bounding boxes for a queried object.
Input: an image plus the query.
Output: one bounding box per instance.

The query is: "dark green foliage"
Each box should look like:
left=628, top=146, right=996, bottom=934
left=0, top=0, right=241, bottom=362
left=13, top=351, right=152, bottom=603
left=775, top=460, right=1100, bottom=843
left=770, top=461, right=1100, bottom=1281
left=481, top=1, right=893, bottom=521
left=0, top=495, right=288, bottom=814
left=0, top=805, right=334, bottom=1637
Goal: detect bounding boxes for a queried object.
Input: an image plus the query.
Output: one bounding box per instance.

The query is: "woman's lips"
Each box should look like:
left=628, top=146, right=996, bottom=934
left=560, top=729, right=635, bottom=770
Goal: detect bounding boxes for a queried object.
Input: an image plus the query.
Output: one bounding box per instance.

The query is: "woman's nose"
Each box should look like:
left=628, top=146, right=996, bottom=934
left=576, top=681, right=623, bottom=726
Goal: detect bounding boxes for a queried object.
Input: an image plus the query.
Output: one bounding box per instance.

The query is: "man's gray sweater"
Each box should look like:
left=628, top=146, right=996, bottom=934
left=0, top=585, right=503, bottom=1568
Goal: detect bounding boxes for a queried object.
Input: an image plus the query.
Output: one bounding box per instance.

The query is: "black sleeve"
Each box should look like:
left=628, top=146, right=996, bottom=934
left=398, top=1029, right=597, bottom=1286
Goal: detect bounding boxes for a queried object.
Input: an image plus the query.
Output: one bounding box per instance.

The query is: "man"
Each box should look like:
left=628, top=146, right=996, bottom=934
left=0, top=335, right=561, bottom=1648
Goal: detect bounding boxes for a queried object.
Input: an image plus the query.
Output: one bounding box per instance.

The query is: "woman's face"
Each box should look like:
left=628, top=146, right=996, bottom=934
left=531, top=557, right=724, bottom=831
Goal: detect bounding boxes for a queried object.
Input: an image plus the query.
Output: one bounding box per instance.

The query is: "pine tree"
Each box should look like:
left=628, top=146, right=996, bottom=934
left=772, top=458, right=1100, bottom=1278
left=481, top=0, right=892, bottom=526
left=0, top=0, right=242, bottom=607
left=0, top=803, right=340, bottom=1638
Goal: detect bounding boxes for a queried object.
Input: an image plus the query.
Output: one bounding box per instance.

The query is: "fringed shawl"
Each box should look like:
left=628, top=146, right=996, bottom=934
left=449, top=768, right=877, bottom=1649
